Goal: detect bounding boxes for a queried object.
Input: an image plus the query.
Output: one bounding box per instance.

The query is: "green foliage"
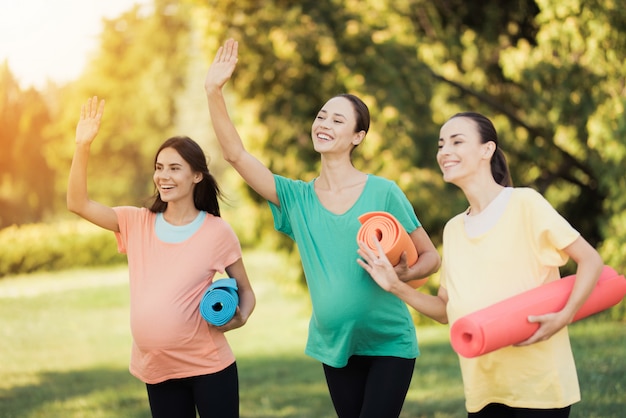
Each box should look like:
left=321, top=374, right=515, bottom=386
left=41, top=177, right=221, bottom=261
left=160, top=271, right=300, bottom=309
left=1, top=0, right=624, bottom=282
left=191, top=0, right=625, bottom=271
left=0, top=65, right=56, bottom=227
left=0, top=221, right=126, bottom=278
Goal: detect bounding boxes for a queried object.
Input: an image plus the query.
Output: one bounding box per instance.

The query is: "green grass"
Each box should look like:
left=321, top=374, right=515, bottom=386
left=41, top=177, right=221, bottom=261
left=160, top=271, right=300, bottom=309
left=0, top=252, right=624, bottom=417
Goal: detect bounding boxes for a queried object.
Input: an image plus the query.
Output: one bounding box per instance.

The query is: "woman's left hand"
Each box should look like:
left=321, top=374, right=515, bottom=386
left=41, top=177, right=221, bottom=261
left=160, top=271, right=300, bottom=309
left=516, top=311, right=569, bottom=346
left=212, top=307, right=247, bottom=333
left=357, top=237, right=402, bottom=292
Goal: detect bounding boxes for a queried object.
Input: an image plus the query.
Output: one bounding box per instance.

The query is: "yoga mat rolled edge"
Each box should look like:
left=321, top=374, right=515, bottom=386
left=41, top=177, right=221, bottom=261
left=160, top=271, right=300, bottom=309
left=200, top=277, right=239, bottom=326
left=357, top=211, right=428, bottom=289
left=450, top=265, right=626, bottom=358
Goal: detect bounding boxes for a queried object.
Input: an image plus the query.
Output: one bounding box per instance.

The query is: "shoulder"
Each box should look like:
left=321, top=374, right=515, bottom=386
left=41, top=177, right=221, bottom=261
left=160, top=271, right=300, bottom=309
left=510, top=187, right=553, bottom=211
left=443, top=212, right=465, bottom=232
left=274, top=174, right=312, bottom=191
left=366, top=174, right=396, bottom=187
left=113, top=206, right=154, bottom=220
left=206, top=213, right=239, bottom=235
left=365, top=174, right=402, bottom=194
left=511, top=187, right=543, bottom=200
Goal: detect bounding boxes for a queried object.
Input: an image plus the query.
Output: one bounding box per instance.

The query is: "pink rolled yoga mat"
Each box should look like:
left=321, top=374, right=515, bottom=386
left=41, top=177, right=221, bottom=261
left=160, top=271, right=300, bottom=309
left=450, top=265, right=626, bottom=358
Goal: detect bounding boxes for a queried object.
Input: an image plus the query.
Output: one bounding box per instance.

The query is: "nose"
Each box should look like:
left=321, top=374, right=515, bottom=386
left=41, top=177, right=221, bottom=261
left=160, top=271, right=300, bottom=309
left=156, top=169, right=171, bottom=180
left=319, top=118, right=332, bottom=129
left=438, top=142, right=450, bottom=155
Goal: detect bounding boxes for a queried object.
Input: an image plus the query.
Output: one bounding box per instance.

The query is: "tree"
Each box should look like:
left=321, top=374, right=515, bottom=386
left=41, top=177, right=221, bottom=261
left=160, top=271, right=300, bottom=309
left=0, top=62, right=55, bottom=227
left=191, top=0, right=625, bottom=275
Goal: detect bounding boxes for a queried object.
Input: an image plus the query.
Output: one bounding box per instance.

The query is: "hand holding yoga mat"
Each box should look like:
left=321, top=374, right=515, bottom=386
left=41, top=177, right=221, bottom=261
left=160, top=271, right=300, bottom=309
left=200, top=278, right=239, bottom=326
left=450, top=265, right=626, bottom=358
left=357, top=211, right=427, bottom=288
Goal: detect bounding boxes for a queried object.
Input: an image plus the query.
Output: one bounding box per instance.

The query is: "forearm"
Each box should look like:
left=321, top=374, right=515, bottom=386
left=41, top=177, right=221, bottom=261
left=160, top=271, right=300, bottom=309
left=390, top=282, right=448, bottom=324
left=238, top=289, right=256, bottom=324
left=560, top=254, right=604, bottom=323
left=67, top=143, right=91, bottom=214
left=557, top=237, right=604, bottom=323
left=205, top=88, right=247, bottom=164
left=399, top=249, right=441, bottom=283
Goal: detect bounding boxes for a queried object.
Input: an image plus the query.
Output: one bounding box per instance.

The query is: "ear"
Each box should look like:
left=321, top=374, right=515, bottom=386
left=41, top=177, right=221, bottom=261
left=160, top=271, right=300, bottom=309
left=482, top=141, right=496, bottom=159
left=352, top=130, right=366, bottom=146
left=193, top=173, right=203, bottom=183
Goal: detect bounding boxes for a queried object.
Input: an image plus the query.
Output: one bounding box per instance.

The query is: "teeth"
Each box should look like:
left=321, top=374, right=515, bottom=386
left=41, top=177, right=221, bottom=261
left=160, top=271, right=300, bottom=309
left=318, top=134, right=331, bottom=141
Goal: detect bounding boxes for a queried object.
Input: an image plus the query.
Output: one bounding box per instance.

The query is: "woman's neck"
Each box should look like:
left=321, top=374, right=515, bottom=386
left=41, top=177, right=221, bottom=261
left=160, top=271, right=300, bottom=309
left=462, top=180, right=505, bottom=216
left=317, top=156, right=365, bottom=192
left=163, top=202, right=200, bottom=226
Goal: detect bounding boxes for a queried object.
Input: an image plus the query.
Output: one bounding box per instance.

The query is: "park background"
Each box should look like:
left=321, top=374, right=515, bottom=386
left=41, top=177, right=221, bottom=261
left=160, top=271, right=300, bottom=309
left=1, top=0, right=625, bottom=416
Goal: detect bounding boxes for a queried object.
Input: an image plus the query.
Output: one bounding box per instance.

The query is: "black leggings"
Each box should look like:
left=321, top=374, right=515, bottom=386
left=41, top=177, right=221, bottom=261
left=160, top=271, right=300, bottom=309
left=323, top=355, right=415, bottom=418
left=468, top=403, right=571, bottom=418
left=145, top=362, right=238, bottom=418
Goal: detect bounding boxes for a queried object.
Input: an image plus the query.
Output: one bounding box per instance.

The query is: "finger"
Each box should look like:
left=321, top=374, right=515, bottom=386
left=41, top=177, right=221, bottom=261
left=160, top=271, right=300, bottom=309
left=372, top=236, right=386, bottom=257
left=231, top=40, right=238, bottom=60
left=96, top=99, right=105, bottom=119
left=527, top=315, right=540, bottom=323
left=213, top=46, right=224, bottom=63
left=89, top=96, right=99, bottom=117
left=358, top=240, right=377, bottom=261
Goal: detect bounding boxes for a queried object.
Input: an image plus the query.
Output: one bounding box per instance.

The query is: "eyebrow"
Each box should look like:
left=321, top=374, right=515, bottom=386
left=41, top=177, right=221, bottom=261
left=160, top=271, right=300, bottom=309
left=155, top=162, right=183, bottom=166
left=438, top=133, right=465, bottom=141
left=319, top=109, right=347, bottom=119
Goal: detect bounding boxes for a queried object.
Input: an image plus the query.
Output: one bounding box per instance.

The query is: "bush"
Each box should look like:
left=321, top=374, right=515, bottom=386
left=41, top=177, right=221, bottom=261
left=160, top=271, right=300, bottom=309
left=0, top=220, right=126, bottom=278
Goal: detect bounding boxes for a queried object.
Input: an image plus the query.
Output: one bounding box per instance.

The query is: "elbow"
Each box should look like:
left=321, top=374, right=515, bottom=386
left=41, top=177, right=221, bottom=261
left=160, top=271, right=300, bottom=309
left=223, top=154, right=239, bottom=166
left=66, top=196, right=86, bottom=217
left=66, top=197, right=79, bottom=214
left=424, top=252, right=442, bottom=276
left=432, top=256, right=442, bottom=275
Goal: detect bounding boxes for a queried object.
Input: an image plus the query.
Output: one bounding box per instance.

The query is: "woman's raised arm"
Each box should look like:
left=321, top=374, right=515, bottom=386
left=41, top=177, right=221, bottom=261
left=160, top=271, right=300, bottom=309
left=204, top=39, right=278, bottom=205
left=67, top=97, right=119, bottom=231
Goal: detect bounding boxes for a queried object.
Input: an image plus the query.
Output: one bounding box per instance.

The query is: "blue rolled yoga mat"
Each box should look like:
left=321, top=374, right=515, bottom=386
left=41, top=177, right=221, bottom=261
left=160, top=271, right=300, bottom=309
left=200, top=278, right=239, bottom=326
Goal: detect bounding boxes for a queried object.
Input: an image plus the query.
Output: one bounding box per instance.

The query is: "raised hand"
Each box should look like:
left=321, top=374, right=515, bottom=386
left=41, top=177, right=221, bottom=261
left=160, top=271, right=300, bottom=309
left=75, top=96, right=105, bottom=145
left=204, top=38, right=239, bottom=94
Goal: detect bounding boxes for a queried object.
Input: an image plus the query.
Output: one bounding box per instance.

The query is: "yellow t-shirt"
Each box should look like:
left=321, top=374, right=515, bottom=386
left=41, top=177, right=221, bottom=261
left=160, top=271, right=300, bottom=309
left=440, top=188, right=581, bottom=412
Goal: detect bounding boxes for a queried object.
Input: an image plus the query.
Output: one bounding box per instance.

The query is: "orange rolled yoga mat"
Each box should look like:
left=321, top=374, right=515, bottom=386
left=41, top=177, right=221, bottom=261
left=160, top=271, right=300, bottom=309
left=450, top=265, right=626, bottom=358
left=357, top=211, right=427, bottom=288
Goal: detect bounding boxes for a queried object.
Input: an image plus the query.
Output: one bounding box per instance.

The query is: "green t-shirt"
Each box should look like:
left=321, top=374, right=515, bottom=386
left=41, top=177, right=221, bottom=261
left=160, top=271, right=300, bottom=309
left=269, top=174, right=420, bottom=367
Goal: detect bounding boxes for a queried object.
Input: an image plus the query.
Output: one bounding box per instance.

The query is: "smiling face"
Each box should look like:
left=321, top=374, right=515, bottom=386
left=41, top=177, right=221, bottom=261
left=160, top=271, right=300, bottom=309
left=437, top=116, right=495, bottom=186
left=153, top=147, right=202, bottom=204
left=311, top=96, right=365, bottom=155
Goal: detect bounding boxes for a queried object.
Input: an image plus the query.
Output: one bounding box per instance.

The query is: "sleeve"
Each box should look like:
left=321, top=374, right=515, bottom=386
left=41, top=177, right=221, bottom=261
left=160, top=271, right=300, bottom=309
left=268, top=174, right=295, bottom=239
left=216, top=219, right=243, bottom=271
left=438, top=219, right=456, bottom=290
left=112, top=206, right=140, bottom=254
left=523, top=188, right=580, bottom=267
left=384, top=179, right=421, bottom=232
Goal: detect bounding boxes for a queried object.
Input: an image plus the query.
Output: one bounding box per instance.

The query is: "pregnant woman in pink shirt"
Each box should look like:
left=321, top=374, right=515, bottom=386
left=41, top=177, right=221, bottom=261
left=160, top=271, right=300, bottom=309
left=67, top=97, right=255, bottom=418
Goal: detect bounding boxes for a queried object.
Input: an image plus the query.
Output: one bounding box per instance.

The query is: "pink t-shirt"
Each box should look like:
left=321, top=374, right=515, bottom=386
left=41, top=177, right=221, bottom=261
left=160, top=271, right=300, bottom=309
left=113, top=206, right=241, bottom=384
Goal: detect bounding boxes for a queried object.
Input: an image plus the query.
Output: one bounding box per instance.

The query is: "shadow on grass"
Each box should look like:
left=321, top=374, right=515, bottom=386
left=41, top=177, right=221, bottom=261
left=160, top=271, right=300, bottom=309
left=0, top=342, right=464, bottom=418
left=0, top=367, right=149, bottom=418
left=238, top=338, right=466, bottom=418
left=2, top=323, right=622, bottom=418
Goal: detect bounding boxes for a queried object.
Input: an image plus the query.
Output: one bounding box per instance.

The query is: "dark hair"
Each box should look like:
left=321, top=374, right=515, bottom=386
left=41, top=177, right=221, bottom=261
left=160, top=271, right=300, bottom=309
left=334, top=93, right=370, bottom=134
left=449, top=112, right=513, bottom=187
left=149, top=136, right=222, bottom=216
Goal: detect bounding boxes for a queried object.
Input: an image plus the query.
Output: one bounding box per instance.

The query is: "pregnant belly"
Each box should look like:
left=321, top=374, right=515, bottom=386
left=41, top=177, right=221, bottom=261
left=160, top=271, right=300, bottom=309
left=130, top=295, right=199, bottom=350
